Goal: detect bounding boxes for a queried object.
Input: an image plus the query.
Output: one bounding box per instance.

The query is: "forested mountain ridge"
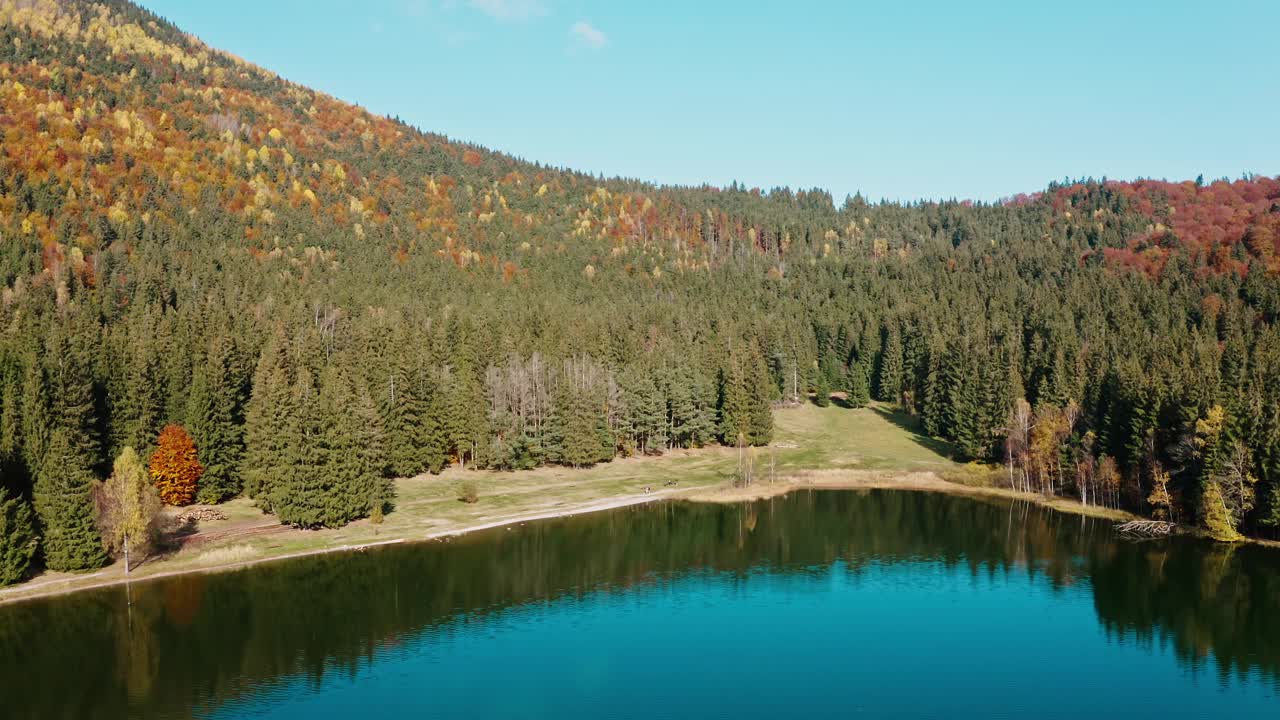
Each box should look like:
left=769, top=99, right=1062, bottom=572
left=0, top=0, right=1278, bottom=585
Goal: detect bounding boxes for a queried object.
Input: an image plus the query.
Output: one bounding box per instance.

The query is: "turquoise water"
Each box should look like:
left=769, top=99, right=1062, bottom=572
left=2, top=490, right=1278, bottom=718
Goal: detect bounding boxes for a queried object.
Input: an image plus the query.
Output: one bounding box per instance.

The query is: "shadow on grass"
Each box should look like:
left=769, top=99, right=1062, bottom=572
left=870, top=405, right=959, bottom=461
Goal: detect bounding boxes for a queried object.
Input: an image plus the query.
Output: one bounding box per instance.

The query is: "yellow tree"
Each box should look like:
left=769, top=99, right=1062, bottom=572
left=96, top=446, right=162, bottom=573
left=1147, top=464, right=1175, bottom=522
left=150, top=425, right=203, bottom=506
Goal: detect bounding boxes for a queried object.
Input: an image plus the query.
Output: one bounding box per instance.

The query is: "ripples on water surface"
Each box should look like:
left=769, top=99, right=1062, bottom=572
left=2, top=489, right=1278, bottom=718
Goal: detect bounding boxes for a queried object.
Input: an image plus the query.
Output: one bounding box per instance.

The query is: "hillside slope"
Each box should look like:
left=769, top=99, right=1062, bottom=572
left=0, top=0, right=1278, bottom=587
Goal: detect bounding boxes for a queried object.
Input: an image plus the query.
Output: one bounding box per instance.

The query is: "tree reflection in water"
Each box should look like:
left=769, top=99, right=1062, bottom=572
left=1, top=489, right=1277, bottom=718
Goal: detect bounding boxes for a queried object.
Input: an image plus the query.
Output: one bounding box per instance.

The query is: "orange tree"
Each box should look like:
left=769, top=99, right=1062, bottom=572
left=150, top=425, right=204, bottom=506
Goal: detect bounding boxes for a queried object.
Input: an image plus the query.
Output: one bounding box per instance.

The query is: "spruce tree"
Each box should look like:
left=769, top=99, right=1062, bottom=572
left=846, top=363, right=870, bottom=408
left=877, top=324, right=903, bottom=403
left=270, top=368, right=323, bottom=527
left=0, top=360, right=23, bottom=463
left=20, top=357, right=51, bottom=472
left=187, top=336, right=244, bottom=503
left=812, top=372, right=832, bottom=407
left=33, top=429, right=107, bottom=572
left=0, top=485, right=37, bottom=586
left=383, top=358, right=445, bottom=477
left=746, top=350, right=774, bottom=445
left=688, top=366, right=719, bottom=447
left=351, top=382, right=392, bottom=517
left=554, top=383, right=608, bottom=468
left=44, top=317, right=101, bottom=473
left=621, top=366, right=667, bottom=454
left=717, top=359, right=750, bottom=445
left=243, top=337, right=296, bottom=506
left=120, top=320, right=165, bottom=453
left=444, top=358, right=487, bottom=470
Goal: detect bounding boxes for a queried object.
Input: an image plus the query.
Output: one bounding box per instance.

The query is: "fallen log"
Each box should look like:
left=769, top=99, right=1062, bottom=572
left=1115, top=519, right=1175, bottom=538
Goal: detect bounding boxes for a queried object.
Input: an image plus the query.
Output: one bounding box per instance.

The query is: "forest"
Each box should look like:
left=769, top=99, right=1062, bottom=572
left=0, top=0, right=1279, bottom=586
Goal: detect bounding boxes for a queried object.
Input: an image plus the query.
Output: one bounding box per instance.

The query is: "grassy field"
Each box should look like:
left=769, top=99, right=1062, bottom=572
left=0, top=402, right=976, bottom=604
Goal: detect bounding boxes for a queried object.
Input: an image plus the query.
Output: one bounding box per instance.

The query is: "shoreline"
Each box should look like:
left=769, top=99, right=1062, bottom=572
left=681, top=469, right=1138, bottom=522
left=0, top=471, right=1143, bottom=607
left=0, top=488, right=686, bottom=607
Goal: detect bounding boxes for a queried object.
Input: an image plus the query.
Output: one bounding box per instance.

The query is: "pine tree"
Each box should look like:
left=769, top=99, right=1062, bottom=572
left=243, top=338, right=296, bottom=506
left=663, top=363, right=716, bottom=449
left=0, top=485, right=38, bottom=586
left=717, top=358, right=750, bottom=445
left=941, top=340, right=985, bottom=460
left=621, top=366, right=667, bottom=454
left=352, top=382, right=392, bottom=517
left=553, top=382, right=610, bottom=468
left=687, top=366, right=719, bottom=447
left=876, top=324, right=903, bottom=403
left=444, top=358, right=487, bottom=470
left=0, top=360, right=23, bottom=463
left=745, top=349, right=774, bottom=445
left=44, top=318, right=101, bottom=474
left=119, top=318, right=165, bottom=453
left=921, top=339, right=947, bottom=438
left=383, top=357, right=445, bottom=477
left=187, top=336, right=244, bottom=503
left=20, top=357, right=51, bottom=472
left=33, top=428, right=107, bottom=572
left=846, top=363, right=870, bottom=408
left=269, top=367, right=323, bottom=527
left=812, top=372, right=832, bottom=407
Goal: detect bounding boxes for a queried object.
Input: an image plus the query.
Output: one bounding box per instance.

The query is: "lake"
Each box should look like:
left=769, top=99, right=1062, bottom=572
left=1, top=489, right=1278, bottom=718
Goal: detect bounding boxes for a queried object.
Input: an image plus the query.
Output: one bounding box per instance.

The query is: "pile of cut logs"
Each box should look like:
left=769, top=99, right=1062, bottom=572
left=1115, top=519, right=1175, bottom=538
left=175, top=507, right=229, bottom=524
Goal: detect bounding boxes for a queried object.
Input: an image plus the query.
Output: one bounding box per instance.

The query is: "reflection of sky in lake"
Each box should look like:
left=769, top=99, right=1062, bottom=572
left=209, top=558, right=1280, bottom=719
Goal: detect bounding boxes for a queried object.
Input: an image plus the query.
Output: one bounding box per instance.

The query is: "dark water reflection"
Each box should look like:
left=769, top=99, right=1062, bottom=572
left=1, top=489, right=1278, bottom=718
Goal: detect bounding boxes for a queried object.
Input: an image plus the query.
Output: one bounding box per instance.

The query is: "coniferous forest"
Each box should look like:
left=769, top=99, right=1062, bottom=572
left=1, top=0, right=1279, bottom=586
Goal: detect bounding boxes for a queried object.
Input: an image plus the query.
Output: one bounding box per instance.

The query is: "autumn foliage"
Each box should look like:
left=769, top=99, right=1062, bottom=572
left=150, top=425, right=204, bottom=506
left=1049, top=177, right=1280, bottom=277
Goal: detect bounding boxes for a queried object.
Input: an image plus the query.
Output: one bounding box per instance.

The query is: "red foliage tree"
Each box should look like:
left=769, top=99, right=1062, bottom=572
left=149, top=425, right=203, bottom=506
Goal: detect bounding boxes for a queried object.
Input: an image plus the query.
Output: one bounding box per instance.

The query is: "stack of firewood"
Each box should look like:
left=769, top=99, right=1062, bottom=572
left=175, top=507, right=229, bottom=524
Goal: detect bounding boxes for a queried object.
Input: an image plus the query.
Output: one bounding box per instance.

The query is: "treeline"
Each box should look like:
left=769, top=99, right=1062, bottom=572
left=0, top=0, right=1279, bottom=586
left=0, top=273, right=779, bottom=582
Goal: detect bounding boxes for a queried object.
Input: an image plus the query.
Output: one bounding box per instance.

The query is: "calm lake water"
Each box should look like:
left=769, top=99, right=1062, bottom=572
left=2, top=489, right=1279, bottom=718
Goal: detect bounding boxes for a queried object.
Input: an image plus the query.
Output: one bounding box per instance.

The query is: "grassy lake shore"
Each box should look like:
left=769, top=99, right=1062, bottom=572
left=0, top=402, right=1134, bottom=606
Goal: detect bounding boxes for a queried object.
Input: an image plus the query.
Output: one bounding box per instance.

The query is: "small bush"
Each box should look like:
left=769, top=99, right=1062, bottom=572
left=458, top=479, right=480, bottom=504
left=942, top=463, right=1006, bottom=489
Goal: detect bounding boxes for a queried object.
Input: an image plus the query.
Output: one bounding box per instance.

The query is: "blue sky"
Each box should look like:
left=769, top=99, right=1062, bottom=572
left=140, top=0, right=1279, bottom=202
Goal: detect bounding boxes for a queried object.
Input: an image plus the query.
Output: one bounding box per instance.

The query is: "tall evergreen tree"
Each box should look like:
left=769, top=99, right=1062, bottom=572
left=243, top=337, right=296, bottom=507
left=33, top=428, right=107, bottom=572
left=745, top=349, right=775, bottom=445
left=877, top=323, right=903, bottom=403
left=382, top=357, right=446, bottom=477
left=717, top=358, right=751, bottom=445
left=19, top=357, right=51, bottom=474
left=0, top=485, right=37, bottom=586
left=187, top=336, right=245, bottom=503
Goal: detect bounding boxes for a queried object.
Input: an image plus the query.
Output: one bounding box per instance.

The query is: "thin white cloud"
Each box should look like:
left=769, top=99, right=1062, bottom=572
left=570, top=20, right=606, bottom=49
left=469, top=0, right=546, bottom=21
